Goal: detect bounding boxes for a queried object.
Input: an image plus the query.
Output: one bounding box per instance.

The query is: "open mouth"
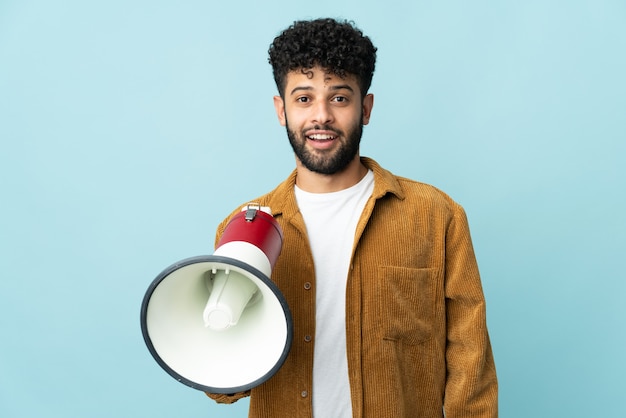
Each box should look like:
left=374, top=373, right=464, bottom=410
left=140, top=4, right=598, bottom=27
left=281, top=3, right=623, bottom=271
left=306, top=133, right=337, bottom=142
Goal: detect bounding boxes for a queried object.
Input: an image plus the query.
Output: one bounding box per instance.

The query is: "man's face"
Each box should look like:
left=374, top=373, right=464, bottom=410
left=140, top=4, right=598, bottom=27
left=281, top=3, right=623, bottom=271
left=273, top=67, right=374, bottom=175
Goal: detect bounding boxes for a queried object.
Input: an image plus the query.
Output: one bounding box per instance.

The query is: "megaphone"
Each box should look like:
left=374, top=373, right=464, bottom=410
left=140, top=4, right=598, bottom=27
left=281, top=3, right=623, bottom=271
left=140, top=205, right=292, bottom=394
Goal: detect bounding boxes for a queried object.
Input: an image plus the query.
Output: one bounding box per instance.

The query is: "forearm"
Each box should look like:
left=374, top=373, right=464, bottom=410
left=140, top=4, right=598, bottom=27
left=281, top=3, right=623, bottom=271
left=443, top=205, right=498, bottom=417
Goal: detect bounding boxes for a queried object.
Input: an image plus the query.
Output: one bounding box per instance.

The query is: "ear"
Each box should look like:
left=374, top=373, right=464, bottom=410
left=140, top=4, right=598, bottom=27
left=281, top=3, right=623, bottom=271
left=361, top=93, right=374, bottom=125
left=273, top=95, right=286, bottom=126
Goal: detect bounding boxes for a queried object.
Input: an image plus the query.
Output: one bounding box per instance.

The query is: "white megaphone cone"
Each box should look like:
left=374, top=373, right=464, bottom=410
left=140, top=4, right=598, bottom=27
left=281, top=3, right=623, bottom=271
left=140, top=205, right=292, bottom=394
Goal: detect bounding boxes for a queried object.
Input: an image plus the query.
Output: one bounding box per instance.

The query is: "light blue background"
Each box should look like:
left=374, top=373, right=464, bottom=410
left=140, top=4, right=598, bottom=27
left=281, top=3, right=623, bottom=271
left=1, top=0, right=624, bottom=417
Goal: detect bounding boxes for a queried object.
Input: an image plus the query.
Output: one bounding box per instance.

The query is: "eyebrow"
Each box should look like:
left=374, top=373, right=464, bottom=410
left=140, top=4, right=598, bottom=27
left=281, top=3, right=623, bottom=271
left=289, top=84, right=355, bottom=96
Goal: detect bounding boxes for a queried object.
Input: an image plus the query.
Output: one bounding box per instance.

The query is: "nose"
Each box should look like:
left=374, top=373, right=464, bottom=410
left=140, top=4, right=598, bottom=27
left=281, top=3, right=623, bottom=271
left=311, top=101, right=333, bottom=125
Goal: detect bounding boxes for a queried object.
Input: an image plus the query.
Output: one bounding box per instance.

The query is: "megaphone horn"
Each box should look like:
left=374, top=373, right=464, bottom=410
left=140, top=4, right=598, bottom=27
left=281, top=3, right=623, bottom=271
left=140, top=205, right=293, bottom=394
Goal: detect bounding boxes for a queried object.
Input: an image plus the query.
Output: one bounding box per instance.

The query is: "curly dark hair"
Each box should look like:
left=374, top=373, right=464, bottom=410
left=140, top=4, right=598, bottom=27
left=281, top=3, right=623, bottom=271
left=268, top=18, right=377, bottom=98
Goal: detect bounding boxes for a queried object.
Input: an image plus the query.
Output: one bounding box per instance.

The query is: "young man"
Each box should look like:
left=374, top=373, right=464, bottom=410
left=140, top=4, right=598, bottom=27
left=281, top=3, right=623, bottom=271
left=207, top=18, right=498, bottom=417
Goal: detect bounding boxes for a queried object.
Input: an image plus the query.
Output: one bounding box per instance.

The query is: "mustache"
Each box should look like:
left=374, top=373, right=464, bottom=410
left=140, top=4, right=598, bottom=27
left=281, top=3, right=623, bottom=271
left=305, top=125, right=344, bottom=136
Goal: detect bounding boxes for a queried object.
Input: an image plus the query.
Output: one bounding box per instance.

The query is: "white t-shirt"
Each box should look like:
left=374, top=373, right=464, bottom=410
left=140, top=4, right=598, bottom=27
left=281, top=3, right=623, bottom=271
left=294, top=170, right=375, bottom=418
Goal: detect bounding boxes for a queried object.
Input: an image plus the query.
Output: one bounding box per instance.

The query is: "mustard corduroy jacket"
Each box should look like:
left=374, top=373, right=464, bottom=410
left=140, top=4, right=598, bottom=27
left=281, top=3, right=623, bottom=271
left=207, top=157, right=498, bottom=417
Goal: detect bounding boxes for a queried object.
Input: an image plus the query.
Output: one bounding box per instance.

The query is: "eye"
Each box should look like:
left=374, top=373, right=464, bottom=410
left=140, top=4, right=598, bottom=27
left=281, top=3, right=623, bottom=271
left=332, top=96, right=348, bottom=103
left=296, top=96, right=310, bottom=103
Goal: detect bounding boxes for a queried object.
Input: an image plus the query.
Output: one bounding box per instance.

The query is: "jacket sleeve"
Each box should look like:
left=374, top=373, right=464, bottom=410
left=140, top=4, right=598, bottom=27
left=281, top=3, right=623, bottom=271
left=205, top=390, right=251, bottom=404
left=443, top=204, right=498, bottom=417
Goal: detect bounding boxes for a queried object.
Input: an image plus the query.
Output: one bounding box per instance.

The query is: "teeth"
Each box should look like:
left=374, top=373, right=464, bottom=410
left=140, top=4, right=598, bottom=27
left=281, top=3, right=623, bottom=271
left=308, top=134, right=335, bottom=140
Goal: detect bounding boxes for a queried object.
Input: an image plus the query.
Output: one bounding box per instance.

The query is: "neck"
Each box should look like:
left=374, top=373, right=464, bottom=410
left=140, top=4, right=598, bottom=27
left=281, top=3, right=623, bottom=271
left=295, top=155, right=368, bottom=193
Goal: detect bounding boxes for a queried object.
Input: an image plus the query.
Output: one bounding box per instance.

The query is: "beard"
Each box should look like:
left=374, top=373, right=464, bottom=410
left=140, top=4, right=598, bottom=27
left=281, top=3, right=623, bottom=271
left=285, top=116, right=363, bottom=175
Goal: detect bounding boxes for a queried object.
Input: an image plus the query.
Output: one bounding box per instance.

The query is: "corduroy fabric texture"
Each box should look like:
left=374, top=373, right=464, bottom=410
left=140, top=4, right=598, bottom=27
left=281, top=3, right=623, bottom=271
left=206, top=157, right=498, bottom=417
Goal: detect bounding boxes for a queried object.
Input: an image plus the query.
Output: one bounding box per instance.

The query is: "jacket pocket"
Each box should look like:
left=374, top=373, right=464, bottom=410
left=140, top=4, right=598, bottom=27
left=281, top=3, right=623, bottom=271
left=376, top=266, right=437, bottom=345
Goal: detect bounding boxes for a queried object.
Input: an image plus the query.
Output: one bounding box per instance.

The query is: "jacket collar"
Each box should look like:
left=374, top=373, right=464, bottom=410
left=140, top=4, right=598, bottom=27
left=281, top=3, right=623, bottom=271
left=265, top=157, right=405, bottom=220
